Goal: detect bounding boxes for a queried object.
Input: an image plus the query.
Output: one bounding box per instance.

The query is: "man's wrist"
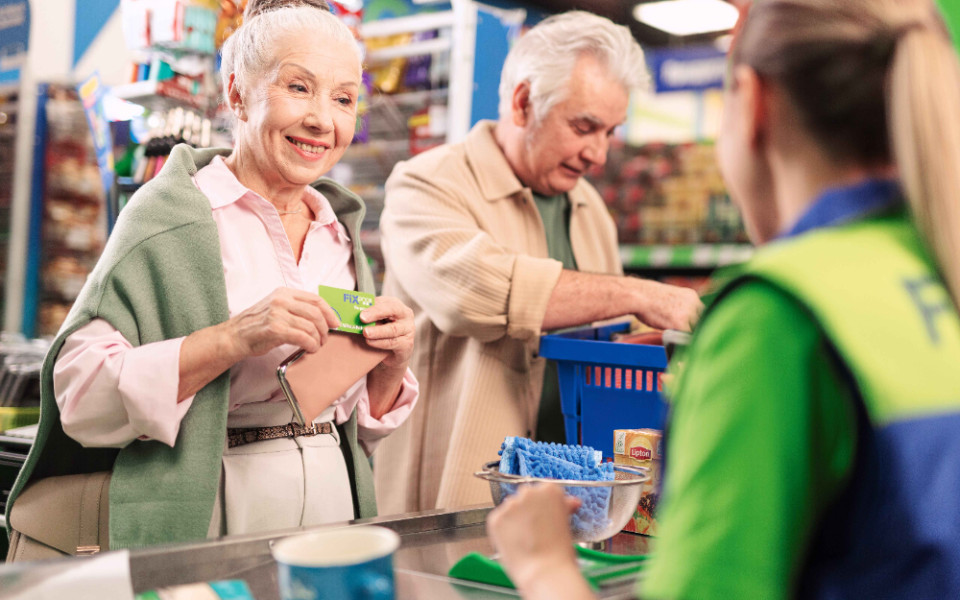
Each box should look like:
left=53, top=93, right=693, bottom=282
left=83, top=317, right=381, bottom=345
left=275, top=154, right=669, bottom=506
left=367, top=362, right=407, bottom=418
left=374, top=359, right=408, bottom=375
left=626, top=276, right=656, bottom=320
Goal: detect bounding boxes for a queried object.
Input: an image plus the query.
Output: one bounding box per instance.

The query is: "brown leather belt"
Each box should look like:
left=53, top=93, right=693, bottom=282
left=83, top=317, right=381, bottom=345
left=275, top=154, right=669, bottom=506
left=226, top=422, right=334, bottom=448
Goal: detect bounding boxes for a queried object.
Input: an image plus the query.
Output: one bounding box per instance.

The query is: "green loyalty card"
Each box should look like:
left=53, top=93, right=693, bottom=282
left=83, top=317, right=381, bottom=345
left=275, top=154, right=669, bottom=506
left=317, top=285, right=375, bottom=334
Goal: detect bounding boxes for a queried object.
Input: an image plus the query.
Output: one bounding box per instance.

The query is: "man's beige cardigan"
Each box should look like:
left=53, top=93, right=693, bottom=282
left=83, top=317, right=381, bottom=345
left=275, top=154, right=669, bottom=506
left=374, top=121, right=622, bottom=514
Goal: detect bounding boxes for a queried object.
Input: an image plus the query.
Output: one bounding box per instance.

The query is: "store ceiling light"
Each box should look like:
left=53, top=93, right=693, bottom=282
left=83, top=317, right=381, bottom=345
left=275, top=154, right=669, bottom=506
left=633, top=0, right=740, bottom=37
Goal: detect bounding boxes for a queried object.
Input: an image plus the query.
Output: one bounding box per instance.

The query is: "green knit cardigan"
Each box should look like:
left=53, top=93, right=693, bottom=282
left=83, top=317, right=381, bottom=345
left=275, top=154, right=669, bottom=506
left=6, top=145, right=378, bottom=550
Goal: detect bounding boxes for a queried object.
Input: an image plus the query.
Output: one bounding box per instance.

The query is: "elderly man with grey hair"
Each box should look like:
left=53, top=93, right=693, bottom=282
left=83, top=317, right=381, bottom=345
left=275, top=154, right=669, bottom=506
left=374, top=11, right=702, bottom=514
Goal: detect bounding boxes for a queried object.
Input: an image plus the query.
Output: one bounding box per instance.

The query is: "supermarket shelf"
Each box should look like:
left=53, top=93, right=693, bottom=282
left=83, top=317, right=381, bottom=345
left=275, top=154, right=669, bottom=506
left=374, top=88, right=448, bottom=106
left=110, top=80, right=211, bottom=114
left=366, top=37, right=451, bottom=62
left=620, top=244, right=753, bottom=270
left=148, top=43, right=215, bottom=58
left=360, top=10, right=454, bottom=38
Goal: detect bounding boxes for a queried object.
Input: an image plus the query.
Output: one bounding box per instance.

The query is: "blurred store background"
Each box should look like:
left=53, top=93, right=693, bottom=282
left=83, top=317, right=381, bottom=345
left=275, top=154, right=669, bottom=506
left=1, top=0, right=958, bottom=340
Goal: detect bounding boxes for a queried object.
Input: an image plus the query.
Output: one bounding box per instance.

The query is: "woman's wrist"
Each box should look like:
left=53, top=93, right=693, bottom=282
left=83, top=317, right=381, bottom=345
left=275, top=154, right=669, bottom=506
left=212, top=319, right=247, bottom=365
left=178, top=322, right=244, bottom=401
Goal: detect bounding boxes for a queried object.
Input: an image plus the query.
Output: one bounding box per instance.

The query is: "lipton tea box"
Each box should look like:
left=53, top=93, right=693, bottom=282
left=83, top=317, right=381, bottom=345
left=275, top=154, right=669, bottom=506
left=614, top=428, right=663, bottom=536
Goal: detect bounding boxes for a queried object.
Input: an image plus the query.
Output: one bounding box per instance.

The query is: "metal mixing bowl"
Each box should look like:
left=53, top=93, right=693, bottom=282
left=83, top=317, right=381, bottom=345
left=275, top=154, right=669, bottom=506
left=474, top=460, right=650, bottom=543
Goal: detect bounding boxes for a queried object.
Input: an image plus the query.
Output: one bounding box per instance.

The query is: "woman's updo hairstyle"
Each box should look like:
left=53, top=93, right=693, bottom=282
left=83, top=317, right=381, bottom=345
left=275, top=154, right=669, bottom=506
left=221, top=0, right=360, bottom=103
left=244, top=0, right=331, bottom=18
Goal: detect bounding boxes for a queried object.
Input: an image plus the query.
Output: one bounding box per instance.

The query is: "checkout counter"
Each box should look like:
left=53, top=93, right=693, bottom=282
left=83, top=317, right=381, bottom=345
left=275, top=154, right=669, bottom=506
left=0, top=505, right=651, bottom=598
left=0, top=333, right=652, bottom=597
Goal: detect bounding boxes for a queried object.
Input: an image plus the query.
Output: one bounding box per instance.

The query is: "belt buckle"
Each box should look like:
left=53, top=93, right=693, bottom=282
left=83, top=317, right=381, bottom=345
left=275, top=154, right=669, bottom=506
left=309, top=422, right=320, bottom=436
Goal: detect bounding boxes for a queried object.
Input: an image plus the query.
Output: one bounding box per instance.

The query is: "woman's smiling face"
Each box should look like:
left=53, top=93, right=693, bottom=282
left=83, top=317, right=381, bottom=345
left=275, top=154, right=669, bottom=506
left=231, top=29, right=361, bottom=192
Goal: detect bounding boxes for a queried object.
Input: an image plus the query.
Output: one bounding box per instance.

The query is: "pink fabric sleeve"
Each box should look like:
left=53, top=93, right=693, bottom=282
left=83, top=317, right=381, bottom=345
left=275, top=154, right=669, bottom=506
left=334, top=368, right=419, bottom=455
left=54, top=318, right=194, bottom=448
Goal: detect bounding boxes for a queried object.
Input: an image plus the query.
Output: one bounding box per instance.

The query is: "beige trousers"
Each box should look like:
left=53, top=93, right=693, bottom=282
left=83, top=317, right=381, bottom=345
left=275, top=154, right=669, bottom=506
left=208, top=405, right=354, bottom=537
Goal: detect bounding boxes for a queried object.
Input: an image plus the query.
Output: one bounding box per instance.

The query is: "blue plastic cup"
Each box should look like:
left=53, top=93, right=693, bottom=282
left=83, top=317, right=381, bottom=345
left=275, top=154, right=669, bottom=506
left=270, top=526, right=400, bottom=600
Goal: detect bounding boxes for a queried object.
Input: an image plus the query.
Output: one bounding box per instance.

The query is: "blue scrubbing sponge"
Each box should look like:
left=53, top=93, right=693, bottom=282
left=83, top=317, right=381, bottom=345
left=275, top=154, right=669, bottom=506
left=498, top=437, right=614, bottom=539
left=499, top=436, right=603, bottom=476
left=514, top=448, right=608, bottom=481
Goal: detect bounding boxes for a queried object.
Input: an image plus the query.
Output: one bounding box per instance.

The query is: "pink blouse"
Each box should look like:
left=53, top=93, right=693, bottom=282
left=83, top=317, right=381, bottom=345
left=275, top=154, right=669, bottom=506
left=54, top=156, right=418, bottom=453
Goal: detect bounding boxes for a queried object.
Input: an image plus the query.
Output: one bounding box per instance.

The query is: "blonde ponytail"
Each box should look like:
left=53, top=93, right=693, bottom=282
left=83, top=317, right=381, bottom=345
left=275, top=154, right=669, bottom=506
left=732, top=0, right=960, bottom=309
left=888, top=23, right=960, bottom=310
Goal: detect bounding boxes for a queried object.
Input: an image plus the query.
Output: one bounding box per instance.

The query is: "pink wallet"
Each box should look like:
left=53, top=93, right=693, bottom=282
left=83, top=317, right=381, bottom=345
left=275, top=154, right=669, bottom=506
left=277, top=333, right=389, bottom=425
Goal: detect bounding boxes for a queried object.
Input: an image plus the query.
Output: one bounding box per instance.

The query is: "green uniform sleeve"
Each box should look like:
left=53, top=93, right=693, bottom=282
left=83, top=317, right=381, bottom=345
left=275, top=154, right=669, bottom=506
left=640, top=280, right=857, bottom=600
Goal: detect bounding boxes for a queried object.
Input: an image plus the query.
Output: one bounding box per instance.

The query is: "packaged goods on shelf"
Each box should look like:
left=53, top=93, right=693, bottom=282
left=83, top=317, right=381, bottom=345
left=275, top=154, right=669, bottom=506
left=31, top=86, right=108, bottom=336
left=121, top=0, right=219, bottom=55
left=365, top=29, right=445, bottom=96
left=0, top=92, right=17, bottom=318
left=214, top=0, right=245, bottom=48
left=367, top=33, right=416, bottom=93
left=339, top=25, right=451, bottom=288
left=44, top=198, right=104, bottom=253
left=587, top=141, right=747, bottom=246
left=408, top=104, right=446, bottom=155
left=330, top=0, right=364, bottom=39
left=116, top=1, right=220, bottom=116
left=41, top=256, right=92, bottom=300
left=114, top=59, right=217, bottom=115
left=125, top=107, right=213, bottom=188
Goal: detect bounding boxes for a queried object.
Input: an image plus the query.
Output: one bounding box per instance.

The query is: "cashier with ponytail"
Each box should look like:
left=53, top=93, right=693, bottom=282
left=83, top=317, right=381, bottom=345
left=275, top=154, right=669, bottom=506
left=486, top=0, right=960, bottom=598
left=6, top=0, right=418, bottom=556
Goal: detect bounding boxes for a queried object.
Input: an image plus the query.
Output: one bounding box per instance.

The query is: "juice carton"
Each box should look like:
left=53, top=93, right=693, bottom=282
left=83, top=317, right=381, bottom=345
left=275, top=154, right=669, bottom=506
left=613, top=428, right=663, bottom=536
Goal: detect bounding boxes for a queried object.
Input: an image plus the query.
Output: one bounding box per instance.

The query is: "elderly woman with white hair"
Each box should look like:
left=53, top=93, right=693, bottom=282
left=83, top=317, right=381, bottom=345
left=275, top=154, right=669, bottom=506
left=6, top=0, right=418, bottom=559
left=374, top=11, right=701, bottom=515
